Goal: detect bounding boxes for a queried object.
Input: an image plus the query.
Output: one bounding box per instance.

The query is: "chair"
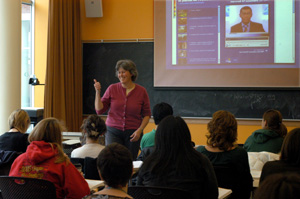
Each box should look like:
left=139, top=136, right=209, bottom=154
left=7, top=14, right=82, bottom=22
left=128, top=186, right=191, bottom=199
left=0, top=176, right=56, bottom=199
left=63, top=142, right=81, bottom=157
left=213, top=165, right=252, bottom=199
left=70, top=157, right=100, bottom=180
left=0, top=150, right=21, bottom=175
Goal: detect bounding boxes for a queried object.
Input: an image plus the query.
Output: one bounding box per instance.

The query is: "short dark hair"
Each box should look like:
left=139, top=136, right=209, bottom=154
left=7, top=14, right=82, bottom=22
left=280, top=128, right=300, bottom=166
left=152, top=102, right=173, bottom=125
left=240, top=6, right=252, bottom=14
left=206, top=110, right=237, bottom=151
left=263, top=109, right=287, bottom=137
left=81, top=115, right=106, bottom=141
left=254, top=173, right=300, bottom=199
left=115, top=60, right=138, bottom=81
left=97, top=143, right=133, bottom=188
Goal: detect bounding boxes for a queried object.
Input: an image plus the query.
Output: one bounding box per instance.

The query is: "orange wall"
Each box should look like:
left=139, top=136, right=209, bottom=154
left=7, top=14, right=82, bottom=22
left=34, top=0, right=299, bottom=145
left=80, top=0, right=153, bottom=40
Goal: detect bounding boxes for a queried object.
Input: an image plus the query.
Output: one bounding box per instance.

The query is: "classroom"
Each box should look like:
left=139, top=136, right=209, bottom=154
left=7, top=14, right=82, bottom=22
left=0, top=0, right=300, bottom=198
left=7, top=0, right=298, bottom=144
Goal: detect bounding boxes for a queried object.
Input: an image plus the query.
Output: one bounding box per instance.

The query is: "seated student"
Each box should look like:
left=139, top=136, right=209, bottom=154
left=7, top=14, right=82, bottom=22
left=260, top=128, right=300, bottom=183
left=71, top=115, right=106, bottom=158
left=255, top=173, right=300, bottom=199
left=137, top=116, right=218, bottom=199
left=0, top=109, right=31, bottom=153
left=244, top=109, right=287, bottom=153
left=140, top=102, right=173, bottom=150
left=9, top=118, right=90, bottom=199
left=196, top=110, right=253, bottom=199
left=137, top=102, right=173, bottom=161
left=83, top=143, right=133, bottom=199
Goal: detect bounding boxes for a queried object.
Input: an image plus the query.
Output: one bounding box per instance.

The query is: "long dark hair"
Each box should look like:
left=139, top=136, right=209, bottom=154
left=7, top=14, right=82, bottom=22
left=141, top=116, right=205, bottom=179
left=280, top=128, right=300, bottom=166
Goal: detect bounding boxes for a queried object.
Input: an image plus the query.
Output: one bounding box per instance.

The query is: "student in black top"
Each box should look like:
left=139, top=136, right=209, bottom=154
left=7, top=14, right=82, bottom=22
left=260, top=128, right=300, bottom=183
left=137, top=115, right=218, bottom=199
left=0, top=109, right=30, bottom=152
left=196, top=110, right=253, bottom=199
left=255, top=173, right=300, bottom=199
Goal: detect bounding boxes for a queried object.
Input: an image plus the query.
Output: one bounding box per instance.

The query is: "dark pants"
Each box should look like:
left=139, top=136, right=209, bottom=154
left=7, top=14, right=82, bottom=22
left=105, top=126, right=143, bottom=160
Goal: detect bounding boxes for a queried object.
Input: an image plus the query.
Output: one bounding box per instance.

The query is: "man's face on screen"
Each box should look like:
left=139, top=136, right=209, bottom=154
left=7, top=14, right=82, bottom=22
left=240, top=8, right=252, bottom=24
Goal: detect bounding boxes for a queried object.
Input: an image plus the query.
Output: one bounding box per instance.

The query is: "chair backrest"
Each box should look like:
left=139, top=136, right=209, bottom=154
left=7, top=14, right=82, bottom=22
left=0, top=150, right=21, bottom=175
left=0, top=176, right=56, bottom=199
left=70, top=157, right=100, bottom=180
left=84, top=157, right=100, bottom=180
left=63, top=143, right=81, bottom=158
left=128, top=186, right=191, bottom=199
left=70, top=157, right=85, bottom=172
left=214, top=165, right=252, bottom=199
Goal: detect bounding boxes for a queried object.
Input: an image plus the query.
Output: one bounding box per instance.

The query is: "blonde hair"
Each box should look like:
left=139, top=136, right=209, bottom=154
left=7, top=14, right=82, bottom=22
left=28, top=118, right=68, bottom=164
left=8, top=109, right=31, bottom=133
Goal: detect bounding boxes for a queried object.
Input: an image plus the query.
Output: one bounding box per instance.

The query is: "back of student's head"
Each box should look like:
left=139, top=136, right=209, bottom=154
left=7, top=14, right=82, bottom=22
left=155, top=115, right=192, bottom=155
left=207, top=110, right=237, bottom=151
left=263, top=109, right=287, bottom=137
left=97, top=143, right=133, bottom=188
left=8, top=109, right=31, bottom=133
left=144, top=115, right=202, bottom=178
left=254, top=173, right=300, bottom=199
left=152, top=102, right=173, bottom=125
left=280, top=128, right=300, bottom=166
left=28, top=118, right=67, bottom=163
left=81, top=115, right=106, bottom=141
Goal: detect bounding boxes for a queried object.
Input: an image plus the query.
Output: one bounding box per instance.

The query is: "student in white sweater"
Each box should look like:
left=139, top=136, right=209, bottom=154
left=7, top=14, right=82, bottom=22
left=71, top=115, right=106, bottom=158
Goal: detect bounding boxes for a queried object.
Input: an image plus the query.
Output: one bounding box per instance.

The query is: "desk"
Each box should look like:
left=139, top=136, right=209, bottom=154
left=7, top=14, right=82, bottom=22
left=218, top=188, right=232, bottom=199
left=133, top=161, right=143, bottom=173
left=85, top=179, right=105, bottom=190
left=251, top=170, right=261, bottom=187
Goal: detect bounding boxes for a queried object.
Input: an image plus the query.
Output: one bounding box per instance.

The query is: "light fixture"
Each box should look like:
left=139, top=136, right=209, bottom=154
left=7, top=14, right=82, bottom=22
left=29, top=75, right=44, bottom=86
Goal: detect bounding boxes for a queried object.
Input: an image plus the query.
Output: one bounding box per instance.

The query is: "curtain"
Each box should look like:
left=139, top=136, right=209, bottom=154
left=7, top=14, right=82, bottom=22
left=44, top=0, right=82, bottom=131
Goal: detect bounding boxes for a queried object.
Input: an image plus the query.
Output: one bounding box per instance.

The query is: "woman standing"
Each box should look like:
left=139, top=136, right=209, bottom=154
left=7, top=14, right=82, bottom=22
left=94, top=60, right=151, bottom=159
left=244, top=109, right=287, bottom=153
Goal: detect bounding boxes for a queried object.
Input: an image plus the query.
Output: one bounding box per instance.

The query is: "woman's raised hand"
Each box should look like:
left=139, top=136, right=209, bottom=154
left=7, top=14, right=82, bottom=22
left=94, top=79, right=101, bottom=92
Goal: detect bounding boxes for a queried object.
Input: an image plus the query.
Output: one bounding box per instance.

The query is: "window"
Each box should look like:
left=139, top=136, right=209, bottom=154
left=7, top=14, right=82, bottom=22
left=22, top=1, right=34, bottom=107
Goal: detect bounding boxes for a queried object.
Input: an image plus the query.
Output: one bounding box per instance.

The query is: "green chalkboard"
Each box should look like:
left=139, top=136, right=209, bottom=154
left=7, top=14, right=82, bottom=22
left=82, top=42, right=300, bottom=119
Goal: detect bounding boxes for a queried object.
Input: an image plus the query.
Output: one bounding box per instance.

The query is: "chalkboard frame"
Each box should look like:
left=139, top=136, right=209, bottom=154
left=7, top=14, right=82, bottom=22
left=82, top=41, right=300, bottom=120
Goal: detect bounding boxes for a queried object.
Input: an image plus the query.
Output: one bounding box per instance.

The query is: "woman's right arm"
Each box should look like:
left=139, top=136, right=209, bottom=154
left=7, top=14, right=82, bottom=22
left=94, top=79, right=104, bottom=112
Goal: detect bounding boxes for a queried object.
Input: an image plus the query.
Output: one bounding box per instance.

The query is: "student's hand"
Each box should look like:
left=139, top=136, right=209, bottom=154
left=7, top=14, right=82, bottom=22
left=130, top=129, right=142, bottom=142
left=94, top=79, right=101, bottom=92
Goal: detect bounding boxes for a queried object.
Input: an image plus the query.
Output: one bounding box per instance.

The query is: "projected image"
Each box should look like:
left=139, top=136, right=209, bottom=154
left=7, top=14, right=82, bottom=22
left=178, top=17, right=187, bottom=25
left=178, top=42, right=187, bottom=49
left=225, top=4, right=270, bottom=48
left=178, top=9, right=187, bottom=17
left=154, top=0, right=299, bottom=87
left=228, top=5, right=267, bottom=33
left=178, top=25, right=187, bottom=33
